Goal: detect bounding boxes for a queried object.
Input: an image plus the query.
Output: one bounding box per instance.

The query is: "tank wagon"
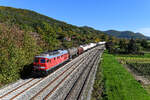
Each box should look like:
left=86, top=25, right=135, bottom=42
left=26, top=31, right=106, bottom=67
left=77, top=47, right=84, bottom=55
left=67, top=47, right=78, bottom=58
left=97, top=41, right=106, bottom=45
left=80, top=45, right=89, bottom=51
left=33, top=41, right=105, bottom=76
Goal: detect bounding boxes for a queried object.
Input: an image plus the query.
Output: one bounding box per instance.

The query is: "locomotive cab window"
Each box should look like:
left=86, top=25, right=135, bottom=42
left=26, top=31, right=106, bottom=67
left=40, top=59, right=45, bottom=63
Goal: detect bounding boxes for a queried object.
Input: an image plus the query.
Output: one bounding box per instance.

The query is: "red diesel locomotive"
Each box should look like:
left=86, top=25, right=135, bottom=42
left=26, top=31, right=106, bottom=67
left=33, top=50, right=69, bottom=75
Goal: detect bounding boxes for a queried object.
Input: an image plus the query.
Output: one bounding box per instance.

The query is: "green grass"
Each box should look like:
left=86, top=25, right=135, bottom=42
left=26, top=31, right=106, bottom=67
left=145, top=85, right=150, bottom=94
left=101, top=53, right=150, bottom=100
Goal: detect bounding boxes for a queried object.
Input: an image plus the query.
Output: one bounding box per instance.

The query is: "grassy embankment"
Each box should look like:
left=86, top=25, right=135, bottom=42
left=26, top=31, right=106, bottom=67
left=92, top=53, right=150, bottom=100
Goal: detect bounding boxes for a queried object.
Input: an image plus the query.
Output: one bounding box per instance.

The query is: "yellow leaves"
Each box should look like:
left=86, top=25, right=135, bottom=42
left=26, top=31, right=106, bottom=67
left=95, top=38, right=100, bottom=42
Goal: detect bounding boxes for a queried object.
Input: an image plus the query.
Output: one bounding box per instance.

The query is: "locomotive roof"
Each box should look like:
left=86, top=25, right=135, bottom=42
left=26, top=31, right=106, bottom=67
left=35, top=50, right=68, bottom=59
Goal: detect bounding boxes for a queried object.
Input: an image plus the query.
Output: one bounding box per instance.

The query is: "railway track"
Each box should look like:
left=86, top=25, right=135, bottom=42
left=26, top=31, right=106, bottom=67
left=46, top=48, right=102, bottom=100
left=40, top=49, right=97, bottom=100
left=78, top=49, right=104, bottom=100
left=77, top=50, right=103, bottom=100
left=0, top=46, right=101, bottom=100
left=64, top=50, right=101, bottom=100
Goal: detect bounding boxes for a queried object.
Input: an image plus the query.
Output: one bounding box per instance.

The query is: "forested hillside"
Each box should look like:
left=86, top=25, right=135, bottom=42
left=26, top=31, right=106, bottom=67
left=104, top=30, right=150, bottom=39
left=0, top=6, right=112, bottom=86
left=0, top=6, right=111, bottom=49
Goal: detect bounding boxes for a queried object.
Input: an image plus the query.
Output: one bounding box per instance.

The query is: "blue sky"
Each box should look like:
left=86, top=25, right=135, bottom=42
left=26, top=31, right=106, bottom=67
left=0, top=0, right=150, bottom=36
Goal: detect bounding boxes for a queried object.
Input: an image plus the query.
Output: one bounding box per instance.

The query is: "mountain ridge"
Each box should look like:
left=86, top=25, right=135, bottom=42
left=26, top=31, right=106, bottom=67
left=104, top=30, right=150, bottom=39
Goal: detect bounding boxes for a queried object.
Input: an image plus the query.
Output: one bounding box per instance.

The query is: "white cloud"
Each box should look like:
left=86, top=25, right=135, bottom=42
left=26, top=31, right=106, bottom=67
left=136, top=28, right=150, bottom=37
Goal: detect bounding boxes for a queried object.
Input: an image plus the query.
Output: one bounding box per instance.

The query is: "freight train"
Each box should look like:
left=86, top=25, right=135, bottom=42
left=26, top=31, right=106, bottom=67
left=33, top=42, right=105, bottom=75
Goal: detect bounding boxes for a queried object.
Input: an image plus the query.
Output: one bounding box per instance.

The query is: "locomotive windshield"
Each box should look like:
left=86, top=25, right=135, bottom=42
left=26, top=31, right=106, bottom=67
left=40, top=59, right=46, bottom=63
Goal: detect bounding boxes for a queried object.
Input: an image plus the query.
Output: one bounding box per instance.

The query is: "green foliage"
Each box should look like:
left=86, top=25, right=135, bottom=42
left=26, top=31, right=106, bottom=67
left=128, top=38, right=139, bottom=53
left=140, top=39, right=149, bottom=48
left=106, top=41, right=116, bottom=53
left=119, top=39, right=128, bottom=52
left=0, top=24, right=41, bottom=85
left=106, top=40, right=120, bottom=54
left=100, top=53, right=150, bottom=100
left=107, top=38, right=142, bottom=54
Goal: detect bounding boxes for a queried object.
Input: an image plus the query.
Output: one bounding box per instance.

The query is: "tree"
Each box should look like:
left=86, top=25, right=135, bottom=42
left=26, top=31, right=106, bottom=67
left=106, top=41, right=115, bottom=53
left=141, top=39, right=148, bottom=48
left=119, top=39, right=128, bottom=53
left=128, top=38, right=139, bottom=53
